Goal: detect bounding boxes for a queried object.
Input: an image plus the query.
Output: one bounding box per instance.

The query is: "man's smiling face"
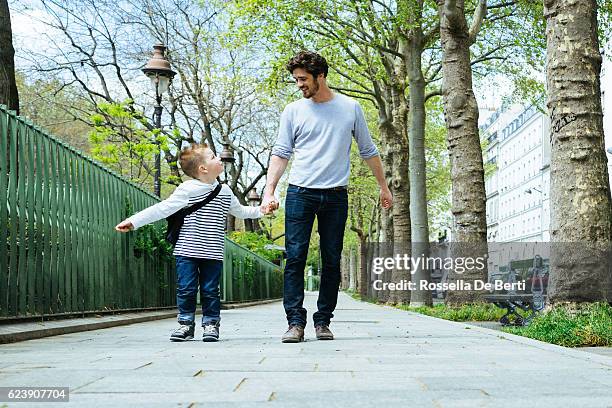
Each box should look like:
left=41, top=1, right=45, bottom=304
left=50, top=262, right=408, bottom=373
left=292, top=68, right=320, bottom=99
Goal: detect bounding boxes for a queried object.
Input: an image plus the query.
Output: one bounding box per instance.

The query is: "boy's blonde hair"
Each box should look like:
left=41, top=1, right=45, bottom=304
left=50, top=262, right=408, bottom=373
left=179, top=143, right=209, bottom=178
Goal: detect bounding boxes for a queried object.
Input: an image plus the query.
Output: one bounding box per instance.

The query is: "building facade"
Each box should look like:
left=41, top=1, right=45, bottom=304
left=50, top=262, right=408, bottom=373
left=482, top=103, right=551, bottom=243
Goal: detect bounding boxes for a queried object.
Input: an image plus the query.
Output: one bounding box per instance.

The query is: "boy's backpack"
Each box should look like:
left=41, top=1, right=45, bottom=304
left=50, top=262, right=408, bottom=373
left=165, top=183, right=222, bottom=247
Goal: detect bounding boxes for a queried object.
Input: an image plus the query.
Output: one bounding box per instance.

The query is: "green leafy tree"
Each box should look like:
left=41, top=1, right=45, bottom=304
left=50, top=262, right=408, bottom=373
left=15, top=71, right=92, bottom=151
left=88, top=100, right=180, bottom=190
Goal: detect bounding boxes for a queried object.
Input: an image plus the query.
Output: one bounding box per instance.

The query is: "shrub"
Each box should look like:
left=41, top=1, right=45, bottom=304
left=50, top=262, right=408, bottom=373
left=228, top=231, right=282, bottom=263
left=503, top=302, right=612, bottom=347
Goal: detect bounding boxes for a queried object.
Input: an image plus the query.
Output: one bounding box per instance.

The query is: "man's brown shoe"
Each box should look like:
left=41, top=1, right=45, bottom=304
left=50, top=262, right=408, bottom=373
left=315, top=325, right=334, bottom=340
left=281, top=325, right=304, bottom=343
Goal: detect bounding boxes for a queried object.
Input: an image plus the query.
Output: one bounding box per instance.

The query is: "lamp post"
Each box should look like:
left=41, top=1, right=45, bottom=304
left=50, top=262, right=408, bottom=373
left=247, top=189, right=262, bottom=233
left=142, top=44, right=176, bottom=197
left=247, top=189, right=260, bottom=206
left=219, top=142, right=235, bottom=183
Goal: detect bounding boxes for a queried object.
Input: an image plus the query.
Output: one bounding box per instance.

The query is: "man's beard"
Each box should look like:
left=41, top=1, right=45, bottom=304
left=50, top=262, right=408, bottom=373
left=302, top=81, right=319, bottom=98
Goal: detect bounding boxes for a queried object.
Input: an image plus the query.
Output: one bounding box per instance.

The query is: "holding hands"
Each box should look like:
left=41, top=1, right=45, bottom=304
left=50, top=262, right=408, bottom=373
left=260, top=200, right=278, bottom=215
left=261, top=190, right=279, bottom=216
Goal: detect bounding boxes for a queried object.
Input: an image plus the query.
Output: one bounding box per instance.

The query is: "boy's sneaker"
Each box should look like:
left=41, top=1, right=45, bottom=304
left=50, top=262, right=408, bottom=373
left=202, top=323, right=219, bottom=342
left=170, top=321, right=195, bottom=342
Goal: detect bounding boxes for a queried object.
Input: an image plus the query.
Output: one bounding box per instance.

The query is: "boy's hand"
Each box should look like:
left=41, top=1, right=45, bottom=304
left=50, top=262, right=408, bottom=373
left=115, top=220, right=134, bottom=232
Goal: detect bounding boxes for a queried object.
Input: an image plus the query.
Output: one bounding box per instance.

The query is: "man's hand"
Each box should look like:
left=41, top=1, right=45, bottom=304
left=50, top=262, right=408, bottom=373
left=364, top=156, right=393, bottom=209
left=115, top=220, right=134, bottom=232
left=263, top=156, right=288, bottom=212
left=262, top=191, right=279, bottom=211
left=380, top=187, right=393, bottom=209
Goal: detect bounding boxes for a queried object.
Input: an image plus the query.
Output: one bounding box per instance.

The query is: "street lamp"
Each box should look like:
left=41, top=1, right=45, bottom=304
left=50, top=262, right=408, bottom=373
left=142, top=44, right=176, bottom=197
left=219, top=142, right=235, bottom=182
left=247, top=189, right=261, bottom=206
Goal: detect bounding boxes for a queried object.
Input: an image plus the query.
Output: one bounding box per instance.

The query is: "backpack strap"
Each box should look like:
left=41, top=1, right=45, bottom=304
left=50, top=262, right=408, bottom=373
left=184, top=183, right=222, bottom=216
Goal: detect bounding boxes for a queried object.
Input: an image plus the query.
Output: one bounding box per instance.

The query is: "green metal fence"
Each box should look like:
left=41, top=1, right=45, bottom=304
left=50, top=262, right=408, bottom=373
left=223, top=238, right=283, bottom=302
left=1, top=104, right=284, bottom=320
left=0, top=104, right=177, bottom=320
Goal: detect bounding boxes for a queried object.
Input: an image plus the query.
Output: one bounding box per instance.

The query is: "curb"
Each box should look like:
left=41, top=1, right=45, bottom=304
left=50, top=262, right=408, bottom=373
left=0, top=298, right=282, bottom=344
left=222, top=298, right=282, bottom=309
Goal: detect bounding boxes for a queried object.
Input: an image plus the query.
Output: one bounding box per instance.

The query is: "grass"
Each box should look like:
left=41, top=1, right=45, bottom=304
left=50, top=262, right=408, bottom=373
left=347, top=291, right=505, bottom=321
left=398, top=303, right=507, bottom=322
left=502, top=302, right=612, bottom=347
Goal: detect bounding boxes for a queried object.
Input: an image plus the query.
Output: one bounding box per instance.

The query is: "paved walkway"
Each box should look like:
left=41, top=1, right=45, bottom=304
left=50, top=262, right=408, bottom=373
left=1, top=292, right=611, bottom=407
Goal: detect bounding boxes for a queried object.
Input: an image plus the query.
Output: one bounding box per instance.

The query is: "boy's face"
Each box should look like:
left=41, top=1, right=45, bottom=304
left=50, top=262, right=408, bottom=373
left=198, top=148, right=223, bottom=178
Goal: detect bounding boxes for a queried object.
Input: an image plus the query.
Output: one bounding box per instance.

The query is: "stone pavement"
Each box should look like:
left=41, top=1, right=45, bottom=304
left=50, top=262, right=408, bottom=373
left=0, top=292, right=611, bottom=408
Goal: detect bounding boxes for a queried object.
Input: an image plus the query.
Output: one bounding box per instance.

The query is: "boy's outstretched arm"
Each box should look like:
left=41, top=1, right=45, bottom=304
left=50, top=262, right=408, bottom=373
left=113, top=185, right=190, bottom=232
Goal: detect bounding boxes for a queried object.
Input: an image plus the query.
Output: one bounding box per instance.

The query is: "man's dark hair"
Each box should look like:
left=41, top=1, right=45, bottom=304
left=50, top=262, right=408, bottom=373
left=286, top=51, right=329, bottom=78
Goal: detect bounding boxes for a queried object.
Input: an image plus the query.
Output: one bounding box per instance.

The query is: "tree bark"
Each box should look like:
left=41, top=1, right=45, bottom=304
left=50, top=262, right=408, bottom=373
left=359, top=237, right=369, bottom=298
left=544, top=0, right=612, bottom=303
left=383, top=114, right=412, bottom=305
left=341, top=249, right=350, bottom=290
left=379, top=137, right=394, bottom=304
left=438, top=0, right=488, bottom=305
left=406, top=32, right=433, bottom=307
left=379, top=142, right=395, bottom=245
left=0, top=0, right=19, bottom=113
left=349, top=246, right=357, bottom=291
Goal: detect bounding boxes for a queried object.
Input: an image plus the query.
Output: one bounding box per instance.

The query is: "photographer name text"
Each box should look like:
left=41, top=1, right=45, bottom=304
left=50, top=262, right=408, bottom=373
left=372, top=279, right=526, bottom=292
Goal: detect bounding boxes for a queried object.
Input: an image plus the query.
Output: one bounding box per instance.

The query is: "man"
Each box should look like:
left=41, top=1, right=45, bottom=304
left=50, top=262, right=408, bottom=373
left=263, top=51, right=392, bottom=343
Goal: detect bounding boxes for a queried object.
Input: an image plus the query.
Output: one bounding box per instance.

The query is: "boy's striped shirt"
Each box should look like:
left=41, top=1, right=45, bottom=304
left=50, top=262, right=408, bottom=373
left=128, top=180, right=262, bottom=260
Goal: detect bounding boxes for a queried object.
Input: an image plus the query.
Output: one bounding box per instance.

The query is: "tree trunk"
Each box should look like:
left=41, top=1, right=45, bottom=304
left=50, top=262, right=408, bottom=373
left=359, top=237, right=369, bottom=298
left=244, top=218, right=262, bottom=233
left=544, top=0, right=612, bottom=303
left=438, top=0, right=488, bottom=305
left=227, top=214, right=236, bottom=233
left=385, top=119, right=412, bottom=305
left=349, top=246, right=357, bottom=291
left=377, top=124, right=396, bottom=303
left=407, top=34, right=433, bottom=307
left=390, top=133, right=412, bottom=305
left=379, top=138, right=395, bottom=244
left=0, top=0, right=19, bottom=113
left=341, top=249, right=350, bottom=290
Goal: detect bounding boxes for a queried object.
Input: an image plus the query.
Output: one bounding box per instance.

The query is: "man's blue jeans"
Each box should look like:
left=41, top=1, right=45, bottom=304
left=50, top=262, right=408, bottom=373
left=175, top=256, right=222, bottom=326
left=284, top=184, right=348, bottom=327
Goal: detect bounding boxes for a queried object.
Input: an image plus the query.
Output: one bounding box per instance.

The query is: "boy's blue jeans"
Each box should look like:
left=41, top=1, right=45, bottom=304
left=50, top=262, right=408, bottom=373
left=175, top=256, right=222, bottom=326
left=283, top=184, right=348, bottom=328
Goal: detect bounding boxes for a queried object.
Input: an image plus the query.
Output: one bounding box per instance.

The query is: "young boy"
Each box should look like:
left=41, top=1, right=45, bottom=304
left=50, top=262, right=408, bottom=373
left=115, top=144, right=272, bottom=342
